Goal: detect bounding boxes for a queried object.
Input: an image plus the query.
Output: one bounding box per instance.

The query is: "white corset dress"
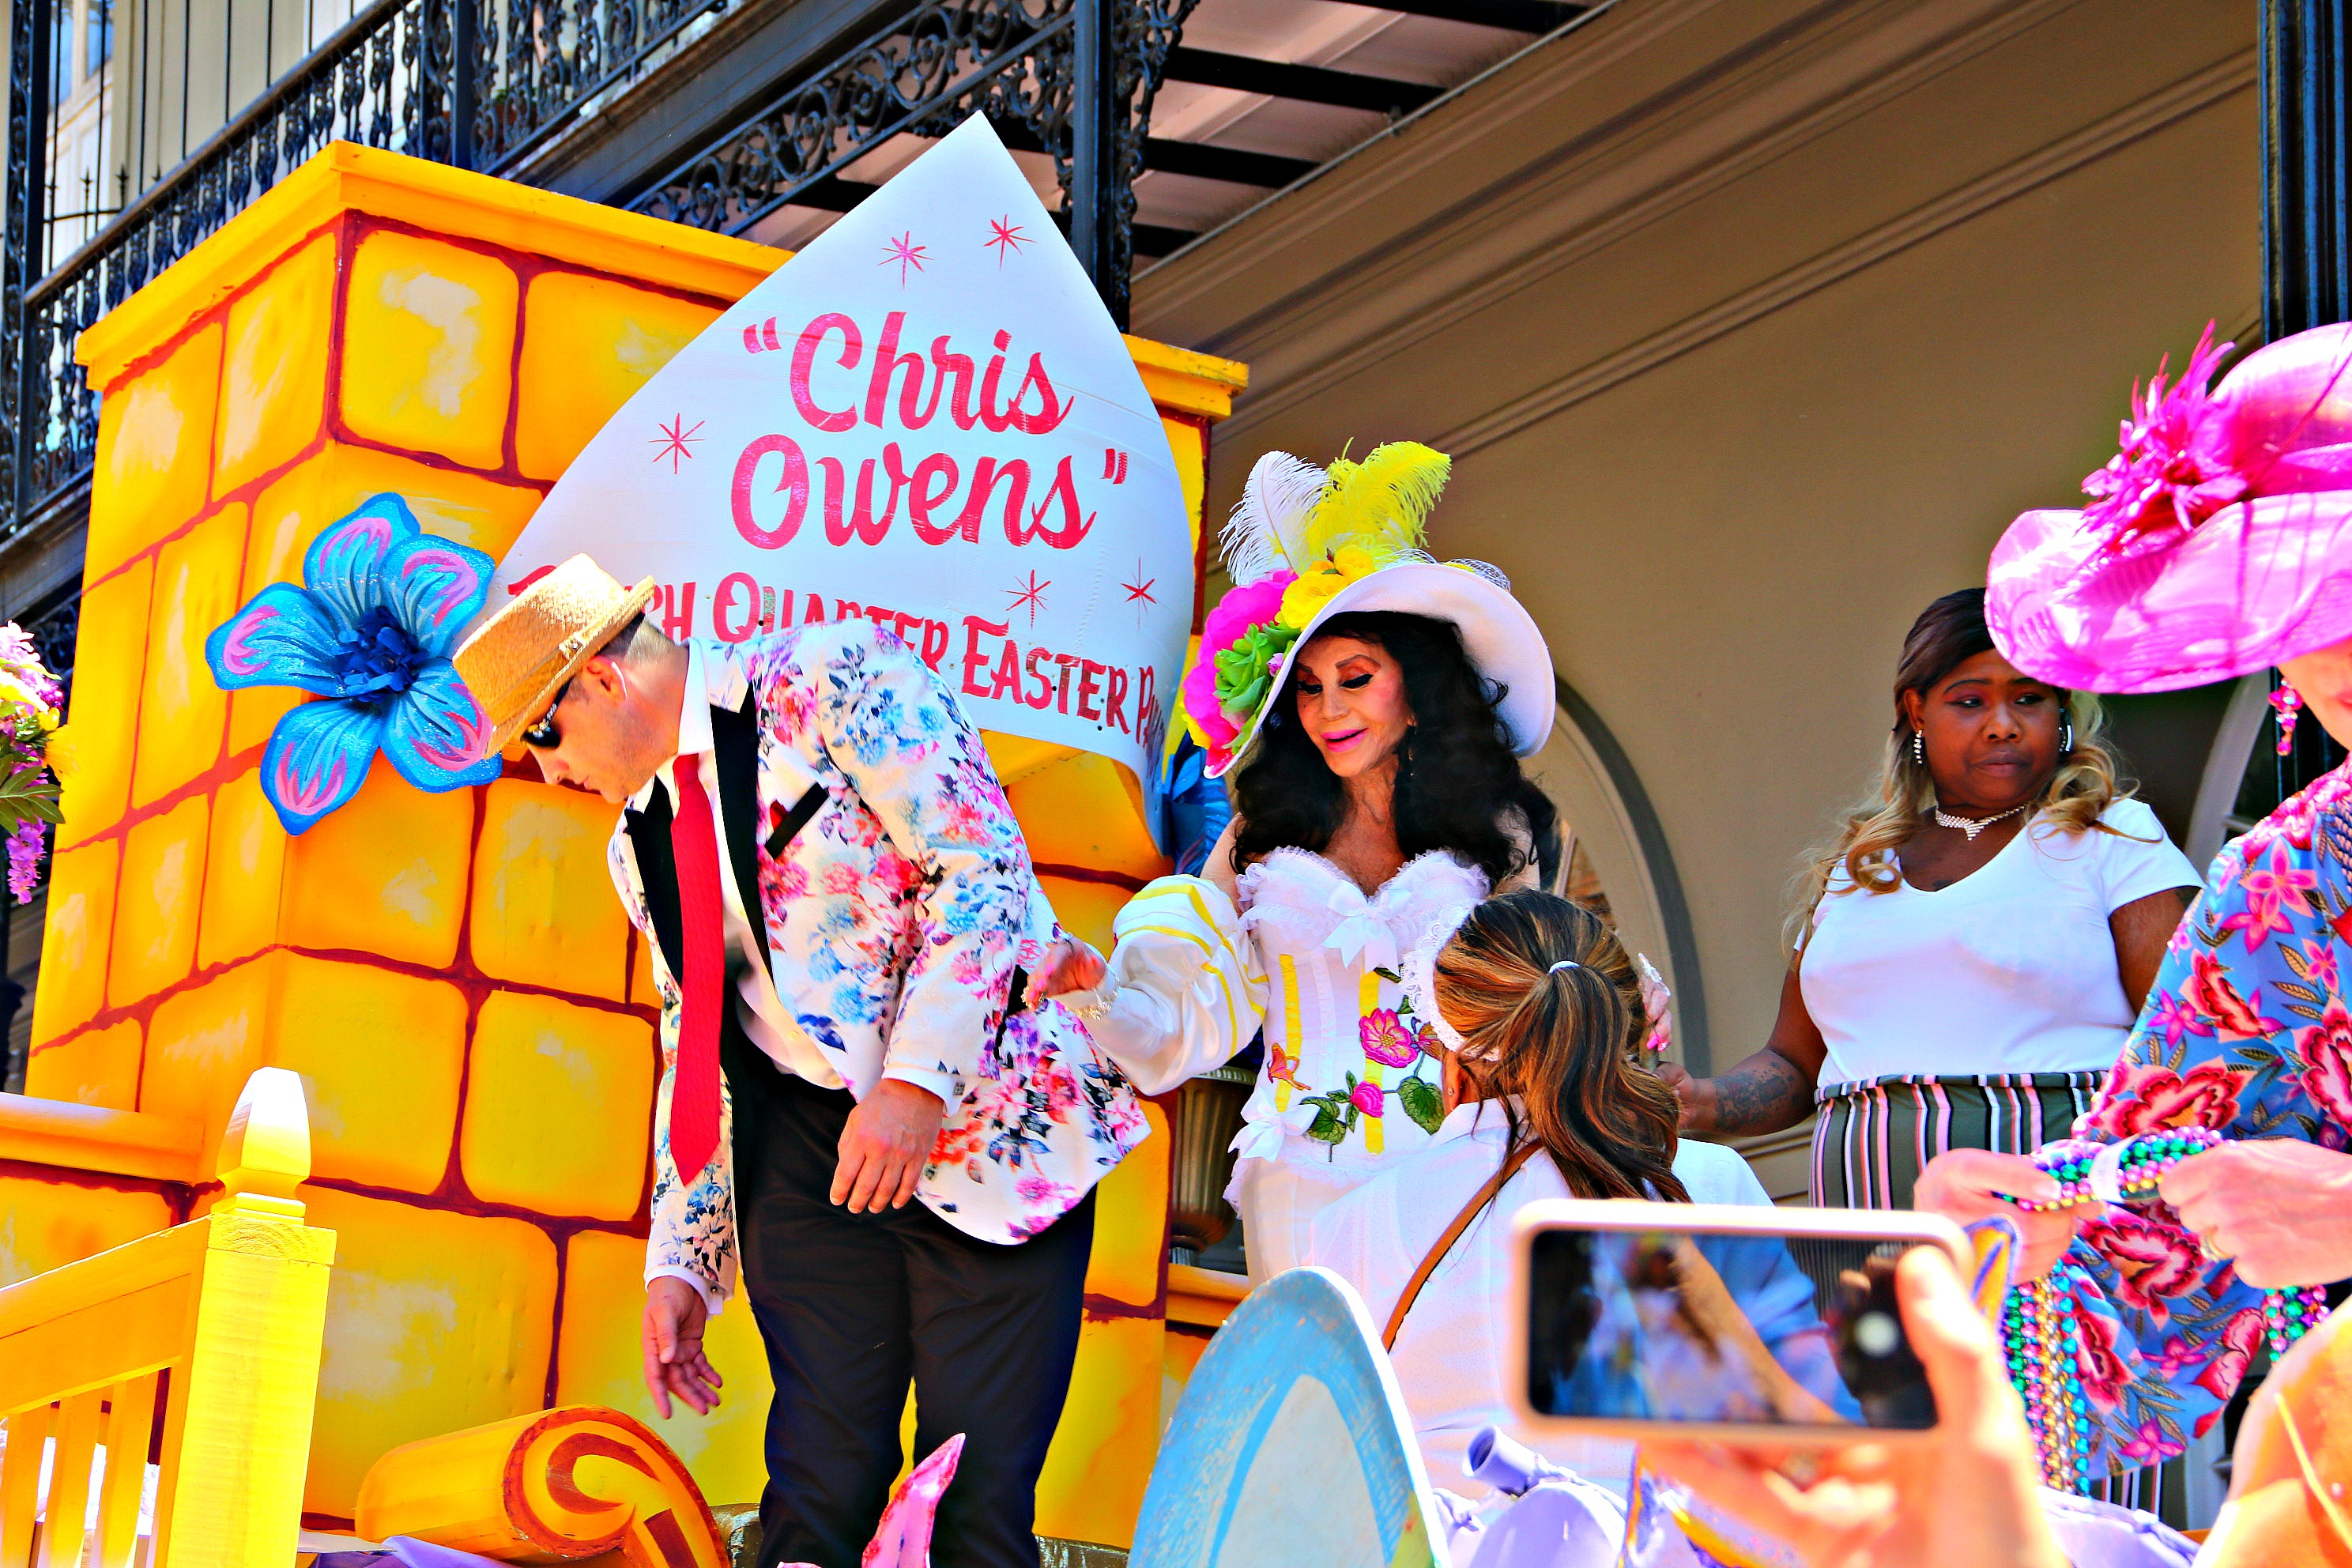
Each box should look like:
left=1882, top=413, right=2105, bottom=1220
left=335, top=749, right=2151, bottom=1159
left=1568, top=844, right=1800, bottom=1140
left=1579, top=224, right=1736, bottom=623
left=1068, top=846, right=1491, bottom=1280
left=1230, top=848, right=1492, bottom=1177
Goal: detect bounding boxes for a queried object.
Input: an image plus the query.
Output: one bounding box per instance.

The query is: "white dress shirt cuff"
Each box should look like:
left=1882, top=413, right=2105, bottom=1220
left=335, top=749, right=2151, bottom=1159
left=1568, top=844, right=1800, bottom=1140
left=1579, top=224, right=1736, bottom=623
left=878, top=1065, right=959, bottom=1107
left=646, top=1263, right=726, bottom=1318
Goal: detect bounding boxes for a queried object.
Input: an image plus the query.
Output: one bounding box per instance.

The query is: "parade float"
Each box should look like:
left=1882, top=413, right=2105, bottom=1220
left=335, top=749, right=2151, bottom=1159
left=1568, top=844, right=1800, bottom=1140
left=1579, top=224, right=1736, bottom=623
left=0, top=120, right=1253, bottom=1568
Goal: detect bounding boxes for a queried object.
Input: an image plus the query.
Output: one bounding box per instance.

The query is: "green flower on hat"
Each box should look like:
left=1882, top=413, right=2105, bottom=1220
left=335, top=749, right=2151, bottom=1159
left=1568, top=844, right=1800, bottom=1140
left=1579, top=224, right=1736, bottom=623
left=1212, top=620, right=1302, bottom=722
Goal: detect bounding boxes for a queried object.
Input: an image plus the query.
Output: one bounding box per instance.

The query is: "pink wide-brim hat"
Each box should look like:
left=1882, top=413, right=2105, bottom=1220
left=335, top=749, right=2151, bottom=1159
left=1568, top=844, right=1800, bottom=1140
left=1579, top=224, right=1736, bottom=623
left=1988, top=322, right=2352, bottom=694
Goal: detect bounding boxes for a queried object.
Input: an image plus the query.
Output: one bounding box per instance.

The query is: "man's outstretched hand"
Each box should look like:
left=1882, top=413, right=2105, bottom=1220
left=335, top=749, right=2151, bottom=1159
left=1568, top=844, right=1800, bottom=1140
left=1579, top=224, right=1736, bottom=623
left=643, top=1275, right=724, bottom=1418
left=834, top=1077, right=947, bottom=1213
left=1027, top=937, right=1107, bottom=1000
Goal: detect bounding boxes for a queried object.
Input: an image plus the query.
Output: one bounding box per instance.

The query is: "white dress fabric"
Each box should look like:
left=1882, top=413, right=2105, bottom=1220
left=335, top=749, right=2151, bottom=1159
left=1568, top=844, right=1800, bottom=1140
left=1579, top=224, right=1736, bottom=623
left=1801, top=797, right=2199, bottom=1084
left=1230, top=849, right=1491, bottom=1278
left=1310, top=1099, right=1775, bottom=1501
left=1075, top=848, right=1490, bottom=1280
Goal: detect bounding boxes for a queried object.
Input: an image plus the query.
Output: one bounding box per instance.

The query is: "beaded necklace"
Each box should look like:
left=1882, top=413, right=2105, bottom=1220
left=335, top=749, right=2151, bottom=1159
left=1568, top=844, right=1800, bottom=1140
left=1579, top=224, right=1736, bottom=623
left=2001, top=1261, right=2090, bottom=1491
left=1996, top=1126, right=2334, bottom=1491
left=2006, top=1127, right=2224, bottom=1212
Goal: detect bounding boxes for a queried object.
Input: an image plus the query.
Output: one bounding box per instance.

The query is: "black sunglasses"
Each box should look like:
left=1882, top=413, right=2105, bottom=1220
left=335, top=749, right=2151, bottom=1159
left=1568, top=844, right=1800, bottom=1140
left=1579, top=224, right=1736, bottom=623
left=521, top=678, right=574, bottom=749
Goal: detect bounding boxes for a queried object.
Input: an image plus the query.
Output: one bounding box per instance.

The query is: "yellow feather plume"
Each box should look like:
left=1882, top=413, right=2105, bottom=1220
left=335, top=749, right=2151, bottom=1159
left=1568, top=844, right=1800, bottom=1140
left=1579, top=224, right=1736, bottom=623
left=1295, top=441, right=1452, bottom=566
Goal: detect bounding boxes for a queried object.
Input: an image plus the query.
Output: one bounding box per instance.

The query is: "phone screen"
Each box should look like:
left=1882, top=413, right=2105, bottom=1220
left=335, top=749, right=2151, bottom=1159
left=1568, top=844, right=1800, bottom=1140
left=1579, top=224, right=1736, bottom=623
left=1524, top=1227, right=1939, bottom=1431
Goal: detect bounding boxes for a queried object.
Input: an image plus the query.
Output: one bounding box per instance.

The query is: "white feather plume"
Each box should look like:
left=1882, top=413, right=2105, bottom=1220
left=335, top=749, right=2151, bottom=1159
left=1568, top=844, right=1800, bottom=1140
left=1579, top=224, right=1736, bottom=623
left=1219, top=451, right=1329, bottom=584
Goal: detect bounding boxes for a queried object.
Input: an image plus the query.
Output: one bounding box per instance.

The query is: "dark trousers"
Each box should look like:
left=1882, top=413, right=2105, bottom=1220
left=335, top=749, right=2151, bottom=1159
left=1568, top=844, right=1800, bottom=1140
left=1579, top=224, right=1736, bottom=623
left=736, top=1066, right=1095, bottom=1568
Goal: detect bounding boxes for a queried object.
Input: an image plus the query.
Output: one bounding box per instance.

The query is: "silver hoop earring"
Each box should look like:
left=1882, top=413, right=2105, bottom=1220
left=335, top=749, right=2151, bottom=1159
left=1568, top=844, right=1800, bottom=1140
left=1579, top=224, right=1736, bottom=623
left=1911, top=730, right=1925, bottom=767
left=2060, top=718, right=2074, bottom=755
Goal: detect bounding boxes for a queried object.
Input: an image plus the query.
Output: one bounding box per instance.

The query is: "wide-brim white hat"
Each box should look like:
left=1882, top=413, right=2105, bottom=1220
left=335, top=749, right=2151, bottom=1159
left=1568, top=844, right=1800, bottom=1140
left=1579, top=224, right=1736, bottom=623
left=1211, top=560, right=1555, bottom=778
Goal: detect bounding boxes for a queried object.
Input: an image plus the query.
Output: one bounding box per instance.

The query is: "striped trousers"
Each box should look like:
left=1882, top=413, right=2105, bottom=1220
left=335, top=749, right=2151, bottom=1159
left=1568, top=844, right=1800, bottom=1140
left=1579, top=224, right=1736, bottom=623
left=1811, top=1069, right=2184, bottom=1516
left=1810, top=1070, right=2109, bottom=1212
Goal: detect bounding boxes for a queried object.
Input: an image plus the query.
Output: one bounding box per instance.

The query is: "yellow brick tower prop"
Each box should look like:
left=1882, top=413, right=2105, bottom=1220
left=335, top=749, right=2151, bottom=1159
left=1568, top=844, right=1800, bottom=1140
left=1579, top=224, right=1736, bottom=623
left=17, top=142, right=1244, bottom=1546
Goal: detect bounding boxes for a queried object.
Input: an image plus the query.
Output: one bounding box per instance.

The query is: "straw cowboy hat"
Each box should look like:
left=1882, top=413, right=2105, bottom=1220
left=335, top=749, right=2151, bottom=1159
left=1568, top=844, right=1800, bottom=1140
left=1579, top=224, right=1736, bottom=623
left=1989, top=322, right=2352, bottom=694
left=450, top=555, right=658, bottom=757
left=1184, top=442, right=1554, bottom=778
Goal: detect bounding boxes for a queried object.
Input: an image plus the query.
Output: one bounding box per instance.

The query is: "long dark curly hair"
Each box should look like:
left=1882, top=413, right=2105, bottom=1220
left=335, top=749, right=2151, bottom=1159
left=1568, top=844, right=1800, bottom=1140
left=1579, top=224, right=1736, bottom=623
left=1230, top=610, right=1558, bottom=888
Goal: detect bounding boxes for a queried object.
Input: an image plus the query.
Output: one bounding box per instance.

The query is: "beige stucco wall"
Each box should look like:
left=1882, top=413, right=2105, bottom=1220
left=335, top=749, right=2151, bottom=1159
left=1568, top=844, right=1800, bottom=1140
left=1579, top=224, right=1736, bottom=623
left=1133, top=0, right=2257, bottom=1195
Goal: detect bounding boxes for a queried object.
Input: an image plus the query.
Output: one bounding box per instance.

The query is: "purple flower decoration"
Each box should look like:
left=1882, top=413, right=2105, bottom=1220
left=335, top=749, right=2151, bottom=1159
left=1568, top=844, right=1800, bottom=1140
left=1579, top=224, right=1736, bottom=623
left=205, top=494, right=500, bottom=835
left=0, top=620, right=65, bottom=903
left=6, top=820, right=44, bottom=903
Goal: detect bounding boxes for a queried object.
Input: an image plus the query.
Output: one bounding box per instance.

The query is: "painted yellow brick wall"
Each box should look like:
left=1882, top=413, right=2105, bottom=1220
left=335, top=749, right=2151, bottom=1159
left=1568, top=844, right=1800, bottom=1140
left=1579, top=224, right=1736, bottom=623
left=29, top=141, right=1246, bottom=1543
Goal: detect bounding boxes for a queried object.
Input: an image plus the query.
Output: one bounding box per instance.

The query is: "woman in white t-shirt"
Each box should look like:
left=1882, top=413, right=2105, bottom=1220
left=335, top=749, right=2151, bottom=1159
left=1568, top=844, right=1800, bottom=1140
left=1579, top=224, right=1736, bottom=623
left=1661, top=589, right=2200, bottom=1210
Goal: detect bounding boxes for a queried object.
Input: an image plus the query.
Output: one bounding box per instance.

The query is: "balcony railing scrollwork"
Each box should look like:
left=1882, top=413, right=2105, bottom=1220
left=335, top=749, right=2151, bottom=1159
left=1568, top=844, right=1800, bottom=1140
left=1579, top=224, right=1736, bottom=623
left=1, top=0, right=1181, bottom=548
left=627, top=0, right=1197, bottom=323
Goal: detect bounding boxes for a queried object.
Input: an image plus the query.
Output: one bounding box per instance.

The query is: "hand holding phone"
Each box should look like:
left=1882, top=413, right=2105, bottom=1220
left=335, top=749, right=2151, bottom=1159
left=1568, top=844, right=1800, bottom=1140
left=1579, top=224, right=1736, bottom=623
left=1511, top=1203, right=1970, bottom=1442
left=1636, top=1247, right=2068, bottom=1568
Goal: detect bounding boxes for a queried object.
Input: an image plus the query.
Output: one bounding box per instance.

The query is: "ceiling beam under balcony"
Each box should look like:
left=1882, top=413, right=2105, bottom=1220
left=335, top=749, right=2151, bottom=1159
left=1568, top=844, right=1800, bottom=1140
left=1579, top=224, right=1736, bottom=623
left=1141, top=138, right=1318, bottom=188
left=1161, top=47, right=1442, bottom=116
left=1370, top=0, right=1589, bottom=32
left=775, top=172, right=1198, bottom=258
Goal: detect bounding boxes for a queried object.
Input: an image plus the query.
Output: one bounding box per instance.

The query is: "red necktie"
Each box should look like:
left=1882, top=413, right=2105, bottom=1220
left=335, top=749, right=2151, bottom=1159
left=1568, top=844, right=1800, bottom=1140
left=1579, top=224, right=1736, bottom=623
left=668, top=756, right=726, bottom=1186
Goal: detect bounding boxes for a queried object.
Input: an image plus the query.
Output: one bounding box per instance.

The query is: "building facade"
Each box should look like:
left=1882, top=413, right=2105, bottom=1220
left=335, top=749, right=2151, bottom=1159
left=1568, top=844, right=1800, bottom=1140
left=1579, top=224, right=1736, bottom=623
left=0, top=0, right=2336, bottom=1179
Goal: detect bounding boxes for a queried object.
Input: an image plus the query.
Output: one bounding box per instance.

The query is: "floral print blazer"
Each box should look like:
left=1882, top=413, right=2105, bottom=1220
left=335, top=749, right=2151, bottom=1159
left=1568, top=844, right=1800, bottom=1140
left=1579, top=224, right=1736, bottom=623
left=2047, top=759, right=2352, bottom=1476
left=607, top=620, right=1149, bottom=1306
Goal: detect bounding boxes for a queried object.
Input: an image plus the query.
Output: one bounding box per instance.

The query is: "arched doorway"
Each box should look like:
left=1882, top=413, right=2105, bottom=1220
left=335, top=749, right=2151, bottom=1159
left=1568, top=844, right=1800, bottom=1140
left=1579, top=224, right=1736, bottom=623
left=1527, top=678, right=1710, bottom=1076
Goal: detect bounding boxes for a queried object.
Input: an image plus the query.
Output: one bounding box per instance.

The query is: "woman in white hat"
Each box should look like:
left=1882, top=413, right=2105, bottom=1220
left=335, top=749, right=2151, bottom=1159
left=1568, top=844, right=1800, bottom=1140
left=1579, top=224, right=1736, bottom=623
left=1035, top=443, right=1570, bottom=1279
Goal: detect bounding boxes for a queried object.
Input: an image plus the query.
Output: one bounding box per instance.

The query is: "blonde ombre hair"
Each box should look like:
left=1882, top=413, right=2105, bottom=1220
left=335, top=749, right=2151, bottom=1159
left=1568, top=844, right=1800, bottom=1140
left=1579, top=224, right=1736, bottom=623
left=1792, top=590, right=2132, bottom=944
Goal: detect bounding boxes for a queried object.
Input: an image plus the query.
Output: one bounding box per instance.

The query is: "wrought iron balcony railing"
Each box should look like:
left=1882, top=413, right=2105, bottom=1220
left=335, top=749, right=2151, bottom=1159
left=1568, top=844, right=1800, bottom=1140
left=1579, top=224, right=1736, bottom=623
left=1, top=0, right=1184, bottom=548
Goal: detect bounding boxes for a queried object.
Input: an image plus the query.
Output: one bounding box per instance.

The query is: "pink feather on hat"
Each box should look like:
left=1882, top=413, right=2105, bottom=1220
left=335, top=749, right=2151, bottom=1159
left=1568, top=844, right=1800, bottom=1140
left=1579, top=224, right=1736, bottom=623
left=1988, top=320, right=2352, bottom=693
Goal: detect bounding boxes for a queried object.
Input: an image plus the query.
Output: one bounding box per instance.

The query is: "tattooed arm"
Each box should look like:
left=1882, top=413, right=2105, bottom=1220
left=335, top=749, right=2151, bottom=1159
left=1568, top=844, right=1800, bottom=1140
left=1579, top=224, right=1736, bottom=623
left=1657, top=965, right=1826, bottom=1137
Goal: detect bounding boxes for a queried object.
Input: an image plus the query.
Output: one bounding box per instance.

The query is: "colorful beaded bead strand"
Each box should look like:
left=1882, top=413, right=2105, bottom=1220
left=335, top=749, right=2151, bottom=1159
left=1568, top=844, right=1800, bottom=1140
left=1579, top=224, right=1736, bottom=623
left=2001, top=1262, right=2091, bottom=1492
left=2263, top=1283, right=2332, bottom=1358
left=2003, top=1127, right=2225, bottom=1212
left=1996, top=1124, right=2336, bottom=1483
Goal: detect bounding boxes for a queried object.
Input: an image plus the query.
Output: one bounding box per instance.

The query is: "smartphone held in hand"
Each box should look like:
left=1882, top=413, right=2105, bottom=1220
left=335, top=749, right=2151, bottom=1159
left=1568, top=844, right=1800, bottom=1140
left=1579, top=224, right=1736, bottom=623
left=1509, top=1201, right=1971, bottom=1446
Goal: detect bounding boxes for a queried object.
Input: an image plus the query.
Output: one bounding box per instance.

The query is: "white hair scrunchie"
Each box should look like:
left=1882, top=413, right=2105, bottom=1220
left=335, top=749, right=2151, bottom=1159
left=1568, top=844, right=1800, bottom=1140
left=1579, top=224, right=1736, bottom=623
left=1400, top=902, right=1678, bottom=1062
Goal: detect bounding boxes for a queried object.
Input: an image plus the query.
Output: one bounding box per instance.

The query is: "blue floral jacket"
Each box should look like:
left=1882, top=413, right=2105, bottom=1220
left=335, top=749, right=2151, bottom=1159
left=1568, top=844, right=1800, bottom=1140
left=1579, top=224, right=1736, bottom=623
left=609, top=620, right=1149, bottom=1304
left=2048, top=760, right=2352, bottom=1475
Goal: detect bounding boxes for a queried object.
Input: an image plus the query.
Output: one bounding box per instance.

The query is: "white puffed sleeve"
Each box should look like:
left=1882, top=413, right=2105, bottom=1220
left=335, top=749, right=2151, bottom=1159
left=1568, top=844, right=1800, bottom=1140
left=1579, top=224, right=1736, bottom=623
left=1070, top=875, right=1268, bottom=1095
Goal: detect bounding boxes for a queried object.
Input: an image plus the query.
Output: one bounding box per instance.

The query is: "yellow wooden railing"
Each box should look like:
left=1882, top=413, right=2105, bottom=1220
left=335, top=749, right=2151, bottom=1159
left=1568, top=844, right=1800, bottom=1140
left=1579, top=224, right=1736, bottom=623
left=0, top=1069, right=336, bottom=1568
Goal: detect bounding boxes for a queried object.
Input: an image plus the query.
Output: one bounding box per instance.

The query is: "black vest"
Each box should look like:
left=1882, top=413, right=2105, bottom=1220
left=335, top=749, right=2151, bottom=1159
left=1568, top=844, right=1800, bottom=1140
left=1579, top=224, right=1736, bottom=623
left=622, top=699, right=826, bottom=1132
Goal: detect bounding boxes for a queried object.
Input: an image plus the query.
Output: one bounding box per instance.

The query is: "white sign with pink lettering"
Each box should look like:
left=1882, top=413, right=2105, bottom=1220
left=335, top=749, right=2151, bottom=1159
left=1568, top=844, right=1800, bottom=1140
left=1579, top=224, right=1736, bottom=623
left=486, top=113, right=1193, bottom=802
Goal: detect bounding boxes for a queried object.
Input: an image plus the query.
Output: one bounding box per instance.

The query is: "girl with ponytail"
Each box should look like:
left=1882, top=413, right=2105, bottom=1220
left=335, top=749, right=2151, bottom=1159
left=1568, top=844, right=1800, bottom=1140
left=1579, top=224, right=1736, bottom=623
left=1312, top=890, right=1818, bottom=1504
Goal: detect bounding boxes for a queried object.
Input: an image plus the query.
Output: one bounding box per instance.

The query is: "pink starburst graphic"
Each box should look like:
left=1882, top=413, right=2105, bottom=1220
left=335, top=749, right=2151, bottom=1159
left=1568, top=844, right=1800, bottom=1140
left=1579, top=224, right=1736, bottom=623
left=1122, top=561, right=1157, bottom=626
left=650, top=415, right=704, bottom=473
left=880, top=231, right=929, bottom=286
left=1006, top=571, right=1050, bottom=624
left=984, top=217, right=1030, bottom=266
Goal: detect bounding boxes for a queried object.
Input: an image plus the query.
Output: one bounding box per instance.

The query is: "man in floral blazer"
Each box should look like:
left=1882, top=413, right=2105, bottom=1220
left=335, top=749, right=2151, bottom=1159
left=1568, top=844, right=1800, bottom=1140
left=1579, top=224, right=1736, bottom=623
left=453, top=556, right=1148, bottom=1568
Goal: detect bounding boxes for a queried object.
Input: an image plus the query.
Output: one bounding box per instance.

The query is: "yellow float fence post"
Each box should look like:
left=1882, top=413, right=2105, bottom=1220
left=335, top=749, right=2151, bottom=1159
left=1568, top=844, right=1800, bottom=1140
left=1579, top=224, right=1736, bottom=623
left=0, top=1068, right=335, bottom=1568
left=153, top=1067, right=337, bottom=1568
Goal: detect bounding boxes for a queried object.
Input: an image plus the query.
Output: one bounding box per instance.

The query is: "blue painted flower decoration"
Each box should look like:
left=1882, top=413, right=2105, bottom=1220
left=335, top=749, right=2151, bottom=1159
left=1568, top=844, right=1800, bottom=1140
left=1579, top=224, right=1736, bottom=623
left=205, top=494, right=501, bottom=834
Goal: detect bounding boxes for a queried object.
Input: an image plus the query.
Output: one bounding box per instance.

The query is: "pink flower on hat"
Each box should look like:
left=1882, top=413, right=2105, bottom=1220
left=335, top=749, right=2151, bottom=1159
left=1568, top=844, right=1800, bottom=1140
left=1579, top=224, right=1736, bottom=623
left=1989, top=319, right=2352, bottom=693
left=2079, top=326, right=2248, bottom=552
left=1182, top=571, right=1296, bottom=768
